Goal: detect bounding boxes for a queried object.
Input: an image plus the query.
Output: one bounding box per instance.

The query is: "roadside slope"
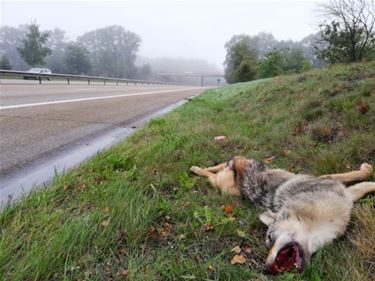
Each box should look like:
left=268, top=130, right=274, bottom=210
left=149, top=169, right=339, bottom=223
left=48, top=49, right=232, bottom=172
left=1, top=62, right=374, bottom=280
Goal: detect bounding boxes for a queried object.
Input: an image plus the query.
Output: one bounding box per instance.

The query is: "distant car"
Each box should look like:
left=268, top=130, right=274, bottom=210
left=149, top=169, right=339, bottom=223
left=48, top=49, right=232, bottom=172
left=23, top=68, right=52, bottom=80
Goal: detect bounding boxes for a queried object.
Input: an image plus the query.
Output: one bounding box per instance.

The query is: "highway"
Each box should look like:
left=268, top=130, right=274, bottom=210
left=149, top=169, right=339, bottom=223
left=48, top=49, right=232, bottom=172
left=0, top=81, right=207, bottom=202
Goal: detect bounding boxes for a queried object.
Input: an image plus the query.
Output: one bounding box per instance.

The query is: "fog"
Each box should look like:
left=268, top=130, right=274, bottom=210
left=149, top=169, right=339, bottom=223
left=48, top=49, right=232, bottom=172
left=1, top=0, right=322, bottom=71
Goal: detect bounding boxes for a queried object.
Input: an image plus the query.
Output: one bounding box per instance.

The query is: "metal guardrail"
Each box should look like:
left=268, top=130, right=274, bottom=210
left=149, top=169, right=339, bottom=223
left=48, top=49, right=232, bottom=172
left=0, top=69, right=179, bottom=86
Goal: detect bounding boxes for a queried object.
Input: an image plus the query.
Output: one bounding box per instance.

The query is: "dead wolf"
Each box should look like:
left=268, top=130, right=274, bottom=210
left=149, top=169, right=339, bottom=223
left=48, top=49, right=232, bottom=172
left=190, top=156, right=374, bottom=274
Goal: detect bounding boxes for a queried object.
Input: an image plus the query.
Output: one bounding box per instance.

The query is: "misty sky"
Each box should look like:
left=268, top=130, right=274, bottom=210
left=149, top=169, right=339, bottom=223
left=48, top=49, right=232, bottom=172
left=1, top=0, right=324, bottom=70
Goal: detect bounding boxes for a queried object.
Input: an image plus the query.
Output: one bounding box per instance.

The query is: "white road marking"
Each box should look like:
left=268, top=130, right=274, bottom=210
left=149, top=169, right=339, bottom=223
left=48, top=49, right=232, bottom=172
left=0, top=87, right=202, bottom=110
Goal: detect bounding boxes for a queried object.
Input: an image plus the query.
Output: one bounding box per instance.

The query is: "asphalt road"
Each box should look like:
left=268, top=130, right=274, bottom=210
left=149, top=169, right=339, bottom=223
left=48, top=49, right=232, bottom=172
left=0, top=81, right=207, bottom=180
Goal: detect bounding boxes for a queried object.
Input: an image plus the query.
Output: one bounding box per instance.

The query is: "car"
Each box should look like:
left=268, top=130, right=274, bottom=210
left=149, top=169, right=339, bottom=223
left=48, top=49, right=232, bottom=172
left=23, top=68, right=52, bottom=80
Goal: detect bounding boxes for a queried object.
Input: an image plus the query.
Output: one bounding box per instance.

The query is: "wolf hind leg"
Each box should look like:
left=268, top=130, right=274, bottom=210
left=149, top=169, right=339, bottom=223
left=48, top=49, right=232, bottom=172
left=320, top=163, right=373, bottom=183
left=346, top=182, right=375, bottom=202
left=190, top=166, right=220, bottom=187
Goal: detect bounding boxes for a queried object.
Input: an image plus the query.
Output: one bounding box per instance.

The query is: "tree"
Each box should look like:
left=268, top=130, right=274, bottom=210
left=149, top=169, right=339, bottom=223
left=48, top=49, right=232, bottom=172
left=78, top=25, right=141, bottom=78
left=64, top=43, right=91, bottom=75
left=17, top=23, right=51, bottom=67
left=140, top=63, right=152, bottom=78
left=0, top=25, right=29, bottom=70
left=284, top=48, right=311, bottom=73
left=0, top=54, right=12, bottom=69
left=258, top=49, right=285, bottom=78
left=224, top=35, right=259, bottom=83
left=45, top=28, right=68, bottom=73
left=315, top=0, right=375, bottom=63
left=258, top=48, right=312, bottom=78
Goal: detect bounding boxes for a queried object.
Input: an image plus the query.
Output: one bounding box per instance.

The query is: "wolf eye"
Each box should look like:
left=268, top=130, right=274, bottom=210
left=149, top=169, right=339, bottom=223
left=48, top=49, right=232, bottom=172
left=266, top=233, right=272, bottom=247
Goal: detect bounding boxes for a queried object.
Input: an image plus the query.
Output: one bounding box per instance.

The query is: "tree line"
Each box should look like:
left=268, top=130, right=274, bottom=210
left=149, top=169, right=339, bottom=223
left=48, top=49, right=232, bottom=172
left=224, top=0, right=375, bottom=83
left=0, top=23, right=221, bottom=84
left=0, top=23, right=150, bottom=79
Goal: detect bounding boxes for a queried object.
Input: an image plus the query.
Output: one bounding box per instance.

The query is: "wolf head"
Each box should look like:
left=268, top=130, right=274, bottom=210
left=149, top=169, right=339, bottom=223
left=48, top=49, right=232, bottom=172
left=259, top=209, right=345, bottom=274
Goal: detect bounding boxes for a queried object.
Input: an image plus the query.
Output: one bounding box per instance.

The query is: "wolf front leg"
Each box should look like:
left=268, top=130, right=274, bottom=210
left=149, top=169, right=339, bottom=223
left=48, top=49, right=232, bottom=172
left=320, top=163, right=373, bottom=184
left=206, top=163, right=227, bottom=173
left=190, top=166, right=240, bottom=196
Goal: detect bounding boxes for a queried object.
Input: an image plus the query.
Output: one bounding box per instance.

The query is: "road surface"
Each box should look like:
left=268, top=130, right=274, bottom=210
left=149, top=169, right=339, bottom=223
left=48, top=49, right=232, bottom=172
left=0, top=81, right=207, bottom=190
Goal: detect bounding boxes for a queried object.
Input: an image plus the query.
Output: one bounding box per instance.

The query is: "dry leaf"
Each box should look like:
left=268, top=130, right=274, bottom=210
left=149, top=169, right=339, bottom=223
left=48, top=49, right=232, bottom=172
left=101, top=219, right=110, bottom=226
left=231, top=245, right=241, bottom=254
left=223, top=204, right=234, bottom=215
left=208, top=265, right=215, bottom=272
left=147, top=226, right=158, bottom=238
left=76, top=183, right=87, bottom=190
left=231, top=254, right=247, bottom=264
left=243, top=246, right=252, bottom=254
left=236, top=229, right=246, bottom=238
left=214, top=135, right=227, bottom=141
left=117, top=247, right=127, bottom=256
left=120, top=269, right=129, bottom=279
left=160, top=223, right=173, bottom=238
left=283, top=149, right=291, bottom=156
left=204, top=223, right=214, bottom=232
left=178, top=233, right=186, bottom=240
left=358, top=103, right=369, bottom=114
left=264, top=156, right=276, bottom=164
left=104, top=207, right=110, bottom=213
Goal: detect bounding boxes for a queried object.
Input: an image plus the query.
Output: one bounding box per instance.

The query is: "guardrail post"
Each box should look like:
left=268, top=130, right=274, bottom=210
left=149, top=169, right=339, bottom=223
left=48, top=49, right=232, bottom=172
left=126, top=81, right=128, bottom=85
left=88, top=79, right=90, bottom=85
left=116, top=81, right=118, bottom=86
left=67, top=78, right=70, bottom=85
left=104, top=80, right=106, bottom=85
left=135, top=82, right=137, bottom=85
left=38, top=77, right=42, bottom=84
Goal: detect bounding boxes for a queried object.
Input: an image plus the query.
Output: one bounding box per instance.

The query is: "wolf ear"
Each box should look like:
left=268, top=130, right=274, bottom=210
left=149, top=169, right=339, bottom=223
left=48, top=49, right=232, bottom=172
left=259, top=210, right=277, bottom=225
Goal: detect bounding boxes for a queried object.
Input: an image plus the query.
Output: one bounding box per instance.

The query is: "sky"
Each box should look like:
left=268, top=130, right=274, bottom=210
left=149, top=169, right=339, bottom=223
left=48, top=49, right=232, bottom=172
left=1, top=0, right=325, bottom=70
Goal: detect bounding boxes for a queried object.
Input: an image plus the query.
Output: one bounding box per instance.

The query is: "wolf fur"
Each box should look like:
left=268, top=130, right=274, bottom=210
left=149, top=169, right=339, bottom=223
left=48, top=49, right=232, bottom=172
left=190, top=156, right=374, bottom=271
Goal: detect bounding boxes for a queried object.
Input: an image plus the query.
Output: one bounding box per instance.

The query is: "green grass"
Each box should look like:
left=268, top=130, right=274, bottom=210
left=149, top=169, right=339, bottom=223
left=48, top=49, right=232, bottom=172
left=1, top=62, right=375, bottom=280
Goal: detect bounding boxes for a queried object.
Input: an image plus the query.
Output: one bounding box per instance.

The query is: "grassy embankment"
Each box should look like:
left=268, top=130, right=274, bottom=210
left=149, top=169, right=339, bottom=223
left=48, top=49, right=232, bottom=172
left=1, top=62, right=374, bottom=281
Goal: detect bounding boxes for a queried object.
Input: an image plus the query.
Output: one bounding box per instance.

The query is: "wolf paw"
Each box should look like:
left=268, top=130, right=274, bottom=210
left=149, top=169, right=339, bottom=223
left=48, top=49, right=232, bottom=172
left=190, top=166, right=202, bottom=175
left=360, top=163, right=373, bottom=175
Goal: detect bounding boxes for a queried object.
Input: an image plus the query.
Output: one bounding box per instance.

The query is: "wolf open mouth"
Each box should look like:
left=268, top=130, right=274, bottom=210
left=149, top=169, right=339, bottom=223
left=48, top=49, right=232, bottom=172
left=268, top=241, right=304, bottom=274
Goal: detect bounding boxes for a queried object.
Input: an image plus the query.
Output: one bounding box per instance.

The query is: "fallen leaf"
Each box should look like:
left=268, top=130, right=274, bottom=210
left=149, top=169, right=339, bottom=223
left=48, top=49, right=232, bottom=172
left=264, top=156, right=276, bottom=164
left=147, top=226, right=157, bottom=238
left=204, top=223, right=214, bottom=232
left=236, top=229, right=246, bottom=238
left=117, top=247, right=127, bottom=256
left=358, top=103, right=369, bottom=114
left=104, top=207, right=110, bottom=213
left=180, top=202, right=191, bottom=209
left=101, top=219, right=110, bottom=226
left=160, top=223, right=173, bottom=238
left=243, top=246, right=252, bottom=254
left=120, top=269, right=129, bottom=279
left=231, top=254, right=247, bottom=264
left=283, top=149, right=291, bottom=156
left=76, top=183, right=87, bottom=190
left=214, top=135, right=227, bottom=141
left=231, top=245, right=241, bottom=254
left=178, top=233, right=186, bottom=240
left=223, top=204, right=234, bottom=215
left=208, top=265, right=215, bottom=272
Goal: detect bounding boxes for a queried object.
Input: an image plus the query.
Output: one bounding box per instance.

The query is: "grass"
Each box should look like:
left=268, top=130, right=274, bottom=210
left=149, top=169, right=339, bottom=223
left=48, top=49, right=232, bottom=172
left=1, top=62, right=375, bottom=280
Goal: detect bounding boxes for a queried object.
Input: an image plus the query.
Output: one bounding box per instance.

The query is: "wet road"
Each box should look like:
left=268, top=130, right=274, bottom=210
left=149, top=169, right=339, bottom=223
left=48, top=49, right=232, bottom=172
left=0, top=81, right=207, bottom=182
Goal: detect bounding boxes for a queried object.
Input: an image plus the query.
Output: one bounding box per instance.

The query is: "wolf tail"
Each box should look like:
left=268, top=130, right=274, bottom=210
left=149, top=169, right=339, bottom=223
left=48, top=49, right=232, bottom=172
left=347, top=182, right=375, bottom=202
